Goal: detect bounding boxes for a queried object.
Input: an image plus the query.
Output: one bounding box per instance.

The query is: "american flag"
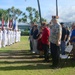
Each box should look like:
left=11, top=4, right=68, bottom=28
left=13, top=19, right=18, bottom=30
left=2, top=19, right=4, bottom=29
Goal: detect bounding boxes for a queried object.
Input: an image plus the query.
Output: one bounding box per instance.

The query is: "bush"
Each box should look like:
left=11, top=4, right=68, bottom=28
left=21, top=31, right=29, bottom=36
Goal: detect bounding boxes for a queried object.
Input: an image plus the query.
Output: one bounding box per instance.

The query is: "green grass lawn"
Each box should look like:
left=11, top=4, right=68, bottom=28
left=0, top=36, right=30, bottom=51
left=0, top=36, right=75, bottom=75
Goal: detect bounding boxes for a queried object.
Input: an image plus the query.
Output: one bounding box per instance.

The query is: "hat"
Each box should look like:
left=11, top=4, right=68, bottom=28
left=41, top=22, right=47, bottom=26
left=60, top=22, right=64, bottom=25
left=52, top=16, right=59, bottom=19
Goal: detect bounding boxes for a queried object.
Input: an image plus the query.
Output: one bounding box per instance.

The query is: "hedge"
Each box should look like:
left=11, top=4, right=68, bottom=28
left=21, top=31, right=29, bottom=36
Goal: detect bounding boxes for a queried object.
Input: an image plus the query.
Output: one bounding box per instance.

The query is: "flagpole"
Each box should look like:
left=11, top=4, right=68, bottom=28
left=56, top=0, right=58, bottom=16
left=37, top=0, right=42, bottom=25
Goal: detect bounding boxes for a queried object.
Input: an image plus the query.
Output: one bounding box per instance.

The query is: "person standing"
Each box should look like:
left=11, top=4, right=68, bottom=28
left=29, top=22, right=35, bottom=52
left=37, top=26, right=44, bottom=57
left=32, top=24, right=39, bottom=54
left=65, top=27, right=70, bottom=45
left=41, top=22, right=50, bottom=62
left=0, top=28, right=2, bottom=48
left=50, top=16, right=62, bottom=67
left=60, top=23, right=67, bottom=55
left=70, top=23, right=75, bottom=60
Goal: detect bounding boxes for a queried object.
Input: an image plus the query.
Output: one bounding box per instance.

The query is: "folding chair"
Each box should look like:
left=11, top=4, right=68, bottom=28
left=60, top=44, right=73, bottom=59
left=60, top=44, right=73, bottom=66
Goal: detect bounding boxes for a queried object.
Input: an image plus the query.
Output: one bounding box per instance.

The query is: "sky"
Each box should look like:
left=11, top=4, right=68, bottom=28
left=0, top=0, right=75, bottom=22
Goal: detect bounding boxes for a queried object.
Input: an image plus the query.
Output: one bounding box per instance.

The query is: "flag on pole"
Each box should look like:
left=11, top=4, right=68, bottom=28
left=9, top=19, right=12, bottom=28
left=13, top=19, right=18, bottom=30
left=13, top=19, right=16, bottom=30
left=2, top=19, right=4, bottom=29
left=7, top=19, right=9, bottom=28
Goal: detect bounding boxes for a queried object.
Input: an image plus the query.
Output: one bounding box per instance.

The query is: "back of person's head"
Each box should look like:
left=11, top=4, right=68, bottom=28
left=34, top=24, right=38, bottom=28
left=46, top=24, right=50, bottom=27
left=66, top=26, right=69, bottom=30
left=52, top=16, right=59, bottom=19
left=72, top=23, right=75, bottom=29
left=60, top=22, right=64, bottom=27
left=31, top=22, right=36, bottom=27
left=41, top=22, right=47, bottom=27
left=51, top=16, right=59, bottom=24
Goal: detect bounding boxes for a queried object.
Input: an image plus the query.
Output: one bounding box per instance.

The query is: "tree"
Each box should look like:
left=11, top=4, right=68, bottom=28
left=26, top=7, right=34, bottom=23
left=7, top=6, right=22, bottom=19
left=34, top=10, right=39, bottom=22
left=18, top=13, right=27, bottom=23
left=41, top=17, right=47, bottom=22
left=0, top=9, right=8, bottom=22
left=25, top=0, right=42, bottom=24
left=22, top=13, right=27, bottom=22
left=26, top=7, right=40, bottom=23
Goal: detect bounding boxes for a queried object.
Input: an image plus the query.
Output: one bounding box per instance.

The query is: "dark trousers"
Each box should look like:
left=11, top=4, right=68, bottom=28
left=30, top=41, right=33, bottom=51
left=50, top=42, right=60, bottom=66
left=42, top=44, right=49, bottom=61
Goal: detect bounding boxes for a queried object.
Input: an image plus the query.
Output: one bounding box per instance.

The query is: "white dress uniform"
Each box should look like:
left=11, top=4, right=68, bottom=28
left=18, top=30, right=21, bottom=42
left=13, top=30, right=15, bottom=43
left=17, top=31, right=19, bottom=42
left=12, top=30, right=14, bottom=44
left=7, top=29, right=10, bottom=46
left=11, top=30, right=13, bottom=44
left=2, top=30, right=6, bottom=47
left=10, top=30, right=12, bottom=45
left=0, top=30, right=2, bottom=48
left=5, top=29, right=8, bottom=46
left=15, top=30, right=18, bottom=43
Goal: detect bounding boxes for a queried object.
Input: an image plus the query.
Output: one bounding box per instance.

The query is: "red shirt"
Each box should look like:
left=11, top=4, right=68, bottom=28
left=41, top=27, right=50, bottom=45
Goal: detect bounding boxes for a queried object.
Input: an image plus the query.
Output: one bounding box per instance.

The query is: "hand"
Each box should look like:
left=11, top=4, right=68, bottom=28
left=47, top=42, right=50, bottom=45
left=56, top=41, right=61, bottom=46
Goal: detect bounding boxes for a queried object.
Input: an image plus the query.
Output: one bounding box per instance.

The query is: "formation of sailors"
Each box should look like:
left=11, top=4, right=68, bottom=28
left=0, top=27, right=21, bottom=48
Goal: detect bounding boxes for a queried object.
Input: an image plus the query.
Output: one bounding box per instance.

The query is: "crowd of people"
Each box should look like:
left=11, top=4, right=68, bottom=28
left=29, top=16, right=75, bottom=68
left=0, top=27, right=21, bottom=48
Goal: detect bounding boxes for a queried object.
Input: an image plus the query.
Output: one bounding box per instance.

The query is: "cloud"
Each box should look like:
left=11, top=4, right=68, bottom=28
left=44, top=6, right=75, bottom=22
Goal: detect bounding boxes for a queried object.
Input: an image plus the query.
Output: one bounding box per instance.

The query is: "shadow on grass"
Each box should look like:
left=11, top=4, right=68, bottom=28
left=0, top=61, right=75, bottom=71
left=0, top=50, right=75, bottom=70
left=0, top=60, right=48, bottom=64
left=0, top=50, right=38, bottom=56
left=0, top=64, right=50, bottom=71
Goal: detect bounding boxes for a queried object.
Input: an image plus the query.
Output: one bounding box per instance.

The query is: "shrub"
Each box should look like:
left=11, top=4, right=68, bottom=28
left=21, top=31, right=29, bottom=36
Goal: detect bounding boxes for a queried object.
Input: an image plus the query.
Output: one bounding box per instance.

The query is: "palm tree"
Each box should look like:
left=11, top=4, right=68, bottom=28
left=22, top=13, right=27, bottom=22
left=7, top=7, right=22, bottom=20
left=34, top=10, right=39, bottom=22
left=25, top=0, right=42, bottom=24
left=26, top=7, right=33, bottom=23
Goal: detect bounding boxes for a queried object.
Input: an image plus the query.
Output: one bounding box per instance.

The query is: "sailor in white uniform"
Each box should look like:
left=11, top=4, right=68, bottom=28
left=2, top=27, right=6, bottom=47
left=7, top=28, right=11, bottom=46
left=5, top=28, right=8, bottom=46
left=18, top=29, right=21, bottom=42
left=0, top=28, right=2, bottom=48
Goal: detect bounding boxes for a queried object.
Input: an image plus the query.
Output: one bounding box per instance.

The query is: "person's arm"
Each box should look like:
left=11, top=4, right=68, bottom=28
left=37, top=34, right=42, bottom=40
left=56, top=25, right=62, bottom=46
left=64, top=28, right=67, bottom=41
left=70, top=36, right=75, bottom=42
left=47, top=28, right=50, bottom=45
